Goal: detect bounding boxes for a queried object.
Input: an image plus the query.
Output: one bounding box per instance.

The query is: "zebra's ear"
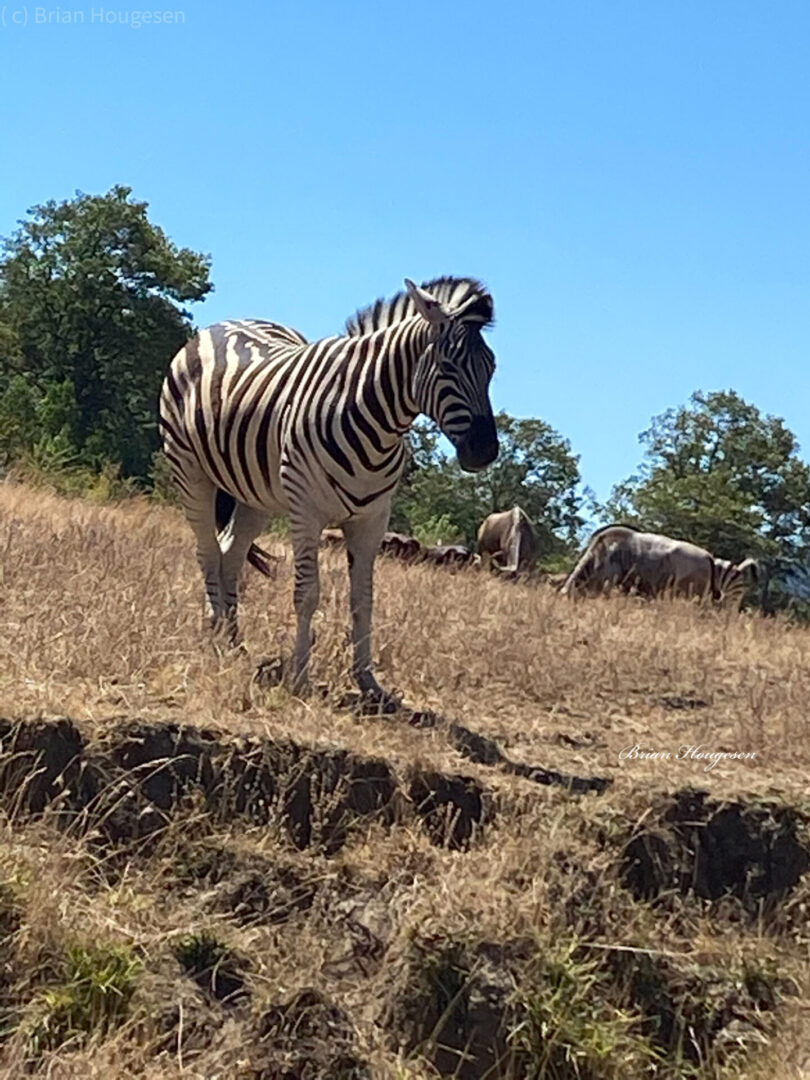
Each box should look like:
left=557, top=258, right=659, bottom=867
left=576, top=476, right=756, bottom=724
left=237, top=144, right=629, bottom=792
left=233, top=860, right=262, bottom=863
left=404, top=279, right=449, bottom=327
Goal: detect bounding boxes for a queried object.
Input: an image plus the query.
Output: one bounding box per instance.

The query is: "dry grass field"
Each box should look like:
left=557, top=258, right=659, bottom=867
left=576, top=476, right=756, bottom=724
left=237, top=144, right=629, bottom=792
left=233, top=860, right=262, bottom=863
left=1, top=478, right=810, bottom=1078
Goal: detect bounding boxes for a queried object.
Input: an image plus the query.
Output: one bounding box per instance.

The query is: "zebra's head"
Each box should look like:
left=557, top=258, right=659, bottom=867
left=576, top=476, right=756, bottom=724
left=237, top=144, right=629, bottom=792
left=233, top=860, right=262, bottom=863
left=404, top=278, right=499, bottom=472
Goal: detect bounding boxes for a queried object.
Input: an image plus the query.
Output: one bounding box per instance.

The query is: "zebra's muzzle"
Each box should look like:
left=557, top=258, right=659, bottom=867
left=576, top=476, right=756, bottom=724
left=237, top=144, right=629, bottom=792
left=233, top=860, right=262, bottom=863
left=454, top=413, right=499, bottom=472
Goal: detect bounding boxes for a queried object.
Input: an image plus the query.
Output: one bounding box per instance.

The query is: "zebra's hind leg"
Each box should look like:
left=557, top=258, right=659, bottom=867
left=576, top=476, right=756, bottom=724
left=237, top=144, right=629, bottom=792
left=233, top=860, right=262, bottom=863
left=342, top=511, right=400, bottom=713
left=218, top=501, right=271, bottom=644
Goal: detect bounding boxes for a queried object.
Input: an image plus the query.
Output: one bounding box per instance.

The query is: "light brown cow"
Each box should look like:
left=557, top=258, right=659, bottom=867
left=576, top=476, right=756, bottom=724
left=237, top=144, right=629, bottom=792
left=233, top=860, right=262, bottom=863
left=561, top=525, right=758, bottom=608
left=476, top=506, right=538, bottom=575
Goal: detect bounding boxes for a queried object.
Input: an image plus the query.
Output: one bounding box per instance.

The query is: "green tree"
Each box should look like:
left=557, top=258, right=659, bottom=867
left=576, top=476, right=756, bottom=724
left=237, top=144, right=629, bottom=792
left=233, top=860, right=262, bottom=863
left=391, top=411, right=584, bottom=561
left=0, top=185, right=212, bottom=480
left=604, top=390, right=810, bottom=610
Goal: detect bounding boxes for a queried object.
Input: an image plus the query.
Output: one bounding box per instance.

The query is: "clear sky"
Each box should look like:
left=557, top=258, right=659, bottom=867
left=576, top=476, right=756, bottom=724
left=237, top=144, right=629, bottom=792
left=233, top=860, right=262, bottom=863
left=1, top=1, right=809, bottom=503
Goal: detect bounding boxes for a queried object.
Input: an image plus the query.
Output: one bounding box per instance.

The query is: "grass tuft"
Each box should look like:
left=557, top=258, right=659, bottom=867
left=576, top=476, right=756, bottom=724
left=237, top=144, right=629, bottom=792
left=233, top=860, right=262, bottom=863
left=511, top=941, right=660, bottom=1080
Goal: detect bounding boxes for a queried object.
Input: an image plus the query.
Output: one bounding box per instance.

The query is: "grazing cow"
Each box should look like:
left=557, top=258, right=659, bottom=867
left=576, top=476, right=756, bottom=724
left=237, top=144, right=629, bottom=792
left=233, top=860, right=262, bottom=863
left=476, top=506, right=538, bottom=575
left=561, top=525, right=758, bottom=608
left=423, top=544, right=475, bottom=568
left=380, top=532, right=423, bottom=561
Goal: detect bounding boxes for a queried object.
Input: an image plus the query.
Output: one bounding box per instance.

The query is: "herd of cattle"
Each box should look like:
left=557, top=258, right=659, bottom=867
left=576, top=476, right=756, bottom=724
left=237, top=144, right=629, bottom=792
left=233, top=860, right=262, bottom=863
left=323, top=528, right=476, bottom=567
left=319, top=504, right=539, bottom=572
left=313, top=507, right=759, bottom=609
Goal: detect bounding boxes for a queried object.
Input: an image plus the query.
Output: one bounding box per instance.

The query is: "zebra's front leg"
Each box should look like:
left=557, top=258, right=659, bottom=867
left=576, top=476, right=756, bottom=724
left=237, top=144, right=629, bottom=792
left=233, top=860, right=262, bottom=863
left=342, top=514, right=401, bottom=713
left=290, top=524, right=322, bottom=695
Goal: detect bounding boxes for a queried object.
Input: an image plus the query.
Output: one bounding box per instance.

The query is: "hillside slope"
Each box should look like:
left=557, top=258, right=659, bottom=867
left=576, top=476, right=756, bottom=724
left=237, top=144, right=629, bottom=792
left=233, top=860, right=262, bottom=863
left=0, top=480, right=808, bottom=1079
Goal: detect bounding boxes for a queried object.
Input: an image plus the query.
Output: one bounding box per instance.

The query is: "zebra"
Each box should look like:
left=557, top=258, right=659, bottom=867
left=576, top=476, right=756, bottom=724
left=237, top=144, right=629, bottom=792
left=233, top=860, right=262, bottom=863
left=159, top=277, right=499, bottom=708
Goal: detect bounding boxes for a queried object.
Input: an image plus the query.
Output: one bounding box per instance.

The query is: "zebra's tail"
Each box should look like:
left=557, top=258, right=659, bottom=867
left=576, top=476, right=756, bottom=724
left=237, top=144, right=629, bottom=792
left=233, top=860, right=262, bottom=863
left=247, top=542, right=279, bottom=578
left=215, top=489, right=280, bottom=579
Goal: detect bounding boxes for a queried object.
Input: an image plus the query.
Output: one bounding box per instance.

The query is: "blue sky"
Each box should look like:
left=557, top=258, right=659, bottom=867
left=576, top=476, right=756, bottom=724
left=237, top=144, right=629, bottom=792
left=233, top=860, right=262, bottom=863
left=2, top=0, right=809, bottom=504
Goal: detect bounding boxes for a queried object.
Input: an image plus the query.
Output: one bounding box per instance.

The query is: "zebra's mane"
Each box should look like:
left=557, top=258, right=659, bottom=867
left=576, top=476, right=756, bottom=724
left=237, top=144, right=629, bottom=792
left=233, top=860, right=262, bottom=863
left=345, top=276, right=494, bottom=336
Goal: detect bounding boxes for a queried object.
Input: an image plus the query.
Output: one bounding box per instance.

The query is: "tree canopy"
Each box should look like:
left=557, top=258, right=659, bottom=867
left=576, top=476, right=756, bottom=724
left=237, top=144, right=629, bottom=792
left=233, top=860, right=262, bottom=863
left=0, top=185, right=212, bottom=481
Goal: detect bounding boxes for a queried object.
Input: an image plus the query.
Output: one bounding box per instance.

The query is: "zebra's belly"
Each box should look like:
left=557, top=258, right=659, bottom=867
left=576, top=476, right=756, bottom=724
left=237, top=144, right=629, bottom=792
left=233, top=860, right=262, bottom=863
left=198, top=421, right=357, bottom=527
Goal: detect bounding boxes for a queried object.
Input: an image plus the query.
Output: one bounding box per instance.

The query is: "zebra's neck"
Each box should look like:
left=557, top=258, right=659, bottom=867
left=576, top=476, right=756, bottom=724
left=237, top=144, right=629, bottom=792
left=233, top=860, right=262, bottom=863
left=347, top=317, right=430, bottom=440
left=309, top=318, right=431, bottom=512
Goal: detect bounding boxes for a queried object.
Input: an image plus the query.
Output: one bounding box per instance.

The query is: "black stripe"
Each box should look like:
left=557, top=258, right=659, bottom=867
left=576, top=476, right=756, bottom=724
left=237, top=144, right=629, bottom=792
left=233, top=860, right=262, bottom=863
left=330, top=473, right=400, bottom=509
left=194, top=404, right=231, bottom=491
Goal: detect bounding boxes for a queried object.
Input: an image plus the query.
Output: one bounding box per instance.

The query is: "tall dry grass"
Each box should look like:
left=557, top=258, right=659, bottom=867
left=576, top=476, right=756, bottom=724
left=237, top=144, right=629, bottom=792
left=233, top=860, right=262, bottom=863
left=0, top=477, right=807, bottom=796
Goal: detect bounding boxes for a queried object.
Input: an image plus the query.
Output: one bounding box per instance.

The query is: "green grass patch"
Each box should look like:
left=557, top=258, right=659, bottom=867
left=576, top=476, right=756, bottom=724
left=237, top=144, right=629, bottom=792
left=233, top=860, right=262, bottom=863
left=26, top=943, right=141, bottom=1054
left=511, top=941, right=660, bottom=1080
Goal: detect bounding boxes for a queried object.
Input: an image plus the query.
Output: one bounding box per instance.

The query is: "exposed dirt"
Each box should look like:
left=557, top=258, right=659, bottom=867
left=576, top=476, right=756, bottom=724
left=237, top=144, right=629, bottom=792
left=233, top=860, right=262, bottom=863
left=380, top=938, right=526, bottom=1079
left=210, top=863, right=318, bottom=927
left=252, top=988, right=370, bottom=1079
left=0, top=717, right=480, bottom=853
left=1, top=715, right=809, bottom=1077
left=620, top=788, right=810, bottom=912
left=408, top=771, right=491, bottom=850
left=610, top=949, right=795, bottom=1063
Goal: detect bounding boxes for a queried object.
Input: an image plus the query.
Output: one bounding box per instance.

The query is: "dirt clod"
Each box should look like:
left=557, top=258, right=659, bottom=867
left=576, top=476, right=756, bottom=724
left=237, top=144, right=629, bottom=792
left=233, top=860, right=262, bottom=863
left=253, top=988, right=370, bottom=1079
left=621, top=789, right=810, bottom=911
left=213, top=866, right=317, bottom=926
left=409, top=771, right=490, bottom=849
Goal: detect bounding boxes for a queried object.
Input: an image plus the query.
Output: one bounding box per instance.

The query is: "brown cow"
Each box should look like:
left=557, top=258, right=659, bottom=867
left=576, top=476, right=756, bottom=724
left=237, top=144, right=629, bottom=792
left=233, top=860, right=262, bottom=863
left=476, top=506, right=538, bottom=575
left=561, top=525, right=758, bottom=609
left=380, top=532, right=423, bottom=561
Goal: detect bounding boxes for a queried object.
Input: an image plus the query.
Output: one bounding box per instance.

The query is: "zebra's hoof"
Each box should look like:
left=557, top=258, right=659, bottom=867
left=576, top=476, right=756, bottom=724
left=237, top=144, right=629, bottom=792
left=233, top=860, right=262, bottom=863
left=336, top=688, right=401, bottom=716
left=253, top=655, right=285, bottom=689
left=360, top=688, right=402, bottom=716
